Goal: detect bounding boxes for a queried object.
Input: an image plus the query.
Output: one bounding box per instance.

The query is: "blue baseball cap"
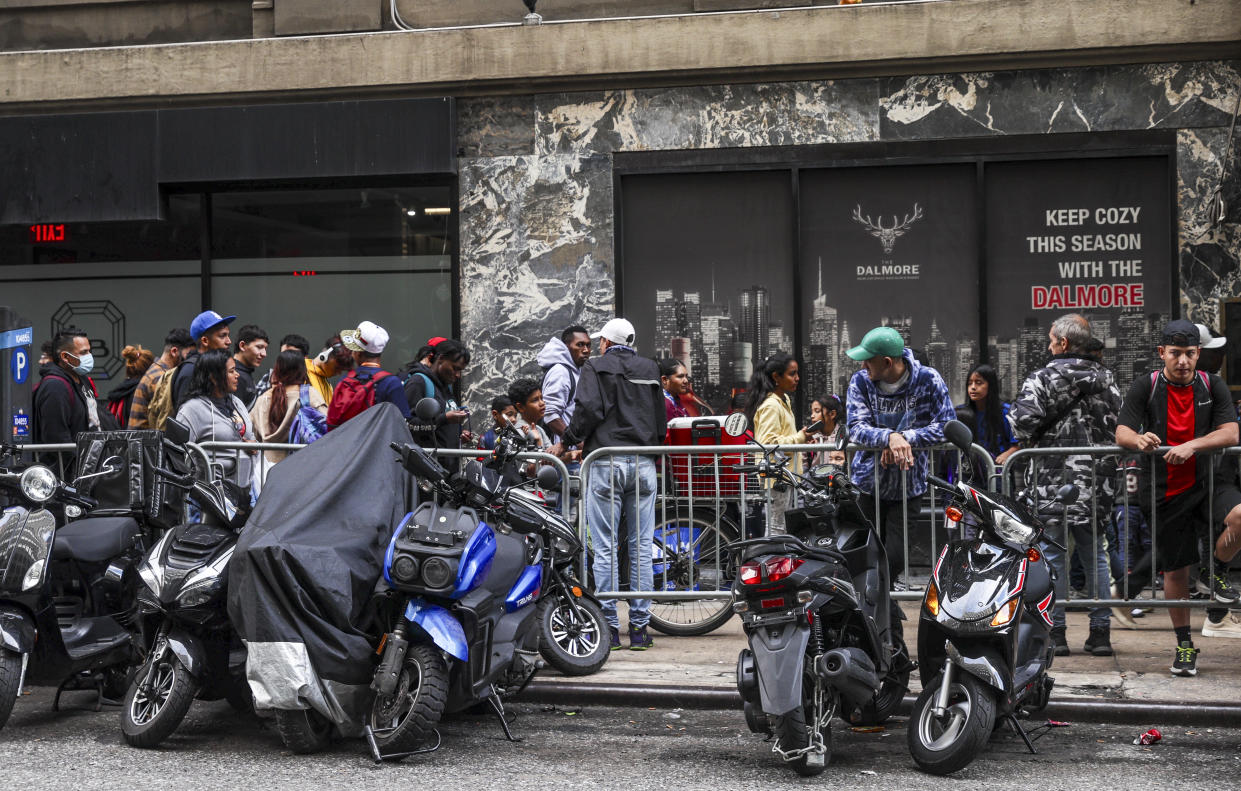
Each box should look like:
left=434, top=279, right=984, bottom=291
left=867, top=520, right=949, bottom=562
left=190, top=310, right=236, bottom=341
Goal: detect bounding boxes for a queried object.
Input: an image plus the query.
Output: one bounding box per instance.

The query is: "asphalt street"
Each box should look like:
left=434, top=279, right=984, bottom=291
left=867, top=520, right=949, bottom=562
left=3, top=685, right=1239, bottom=790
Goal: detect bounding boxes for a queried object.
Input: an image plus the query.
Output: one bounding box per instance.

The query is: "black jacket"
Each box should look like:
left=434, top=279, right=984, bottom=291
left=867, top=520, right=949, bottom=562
left=563, top=347, right=666, bottom=454
left=33, top=367, right=93, bottom=476
left=234, top=358, right=257, bottom=407
left=171, top=350, right=200, bottom=410
left=404, top=363, right=463, bottom=471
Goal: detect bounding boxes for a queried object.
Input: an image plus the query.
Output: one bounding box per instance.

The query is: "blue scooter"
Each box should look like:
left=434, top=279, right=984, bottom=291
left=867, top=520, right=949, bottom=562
left=362, top=399, right=563, bottom=762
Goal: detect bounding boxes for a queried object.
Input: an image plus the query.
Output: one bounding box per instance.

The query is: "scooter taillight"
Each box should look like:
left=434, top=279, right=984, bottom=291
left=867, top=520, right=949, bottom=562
left=762, top=556, right=804, bottom=582
left=740, top=562, right=762, bottom=585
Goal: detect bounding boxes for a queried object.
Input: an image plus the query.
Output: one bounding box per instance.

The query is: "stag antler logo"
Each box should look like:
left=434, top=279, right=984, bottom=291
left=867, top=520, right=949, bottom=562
left=852, top=203, right=923, bottom=255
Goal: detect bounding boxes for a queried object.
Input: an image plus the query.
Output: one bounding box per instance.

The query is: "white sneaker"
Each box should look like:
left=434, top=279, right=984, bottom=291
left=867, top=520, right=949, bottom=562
left=1201, top=611, right=1241, bottom=639
left=1111, top=586, right=1137, bottom=629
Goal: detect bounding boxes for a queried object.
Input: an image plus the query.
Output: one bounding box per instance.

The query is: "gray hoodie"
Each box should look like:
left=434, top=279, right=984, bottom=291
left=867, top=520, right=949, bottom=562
left=175, top=394, right=256, bottom=485
left=536, top=337, right=581, bottom=443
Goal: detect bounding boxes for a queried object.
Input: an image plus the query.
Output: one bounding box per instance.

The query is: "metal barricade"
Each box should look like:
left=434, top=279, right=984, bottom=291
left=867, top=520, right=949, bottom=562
left=578, top=440, right=996, bottom=635
left=1003, top=445, right=1241, bottom=609
left=196, top=441, right=572, bottom=518
left=4, top=443, right=78, bottom=478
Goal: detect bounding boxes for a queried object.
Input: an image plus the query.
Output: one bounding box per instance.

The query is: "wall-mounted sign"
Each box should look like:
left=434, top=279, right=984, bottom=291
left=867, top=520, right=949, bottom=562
left=28, top=224, right=66, bottom=243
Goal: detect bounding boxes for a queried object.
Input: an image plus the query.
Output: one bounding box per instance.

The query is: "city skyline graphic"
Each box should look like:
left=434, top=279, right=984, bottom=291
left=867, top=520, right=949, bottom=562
left=650, top=261, right=1170, bottom=412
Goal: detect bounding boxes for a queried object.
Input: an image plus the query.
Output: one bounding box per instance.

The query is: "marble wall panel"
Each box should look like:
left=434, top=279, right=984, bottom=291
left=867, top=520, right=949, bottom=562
left=458, top=153, right=614, bottom=412
left=534, top=79, right=878, bottom=157
left=1178, top=127, right=1241, bottom=326
left=457, top=95, right=537, bottom=157
left=880, top=62, right=1239, bottom=140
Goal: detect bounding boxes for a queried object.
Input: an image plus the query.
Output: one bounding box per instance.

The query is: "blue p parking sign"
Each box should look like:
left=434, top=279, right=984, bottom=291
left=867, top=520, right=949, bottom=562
left=11, top=347, right=29, bottom=385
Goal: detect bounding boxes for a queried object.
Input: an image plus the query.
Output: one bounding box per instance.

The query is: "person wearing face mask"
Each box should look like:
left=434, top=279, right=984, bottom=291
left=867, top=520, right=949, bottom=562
left=32, top=327, right=107, bottom=476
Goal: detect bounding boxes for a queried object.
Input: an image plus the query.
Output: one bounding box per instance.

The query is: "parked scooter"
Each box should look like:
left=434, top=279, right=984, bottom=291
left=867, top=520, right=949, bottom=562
left=120, top=418, right=253, bottom=747
left=0, top=446, right=140, bottom=730
left=725, top=415, right=912, bottom=776
left=907, top=419, right=1074, bottom=775
left=279, top=399, right=563, bottom=761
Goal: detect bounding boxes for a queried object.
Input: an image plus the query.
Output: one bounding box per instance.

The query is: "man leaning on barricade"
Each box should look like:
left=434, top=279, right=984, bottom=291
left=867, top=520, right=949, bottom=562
left=844, top=326, right=955, bottom=589
left=1114, top=318, right=1241, bottom=678
left=1009, top=313, right=1122, bottom=658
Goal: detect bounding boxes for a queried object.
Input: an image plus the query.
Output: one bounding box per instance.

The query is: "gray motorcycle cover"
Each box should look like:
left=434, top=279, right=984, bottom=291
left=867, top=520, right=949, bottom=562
left=227, top=403, right=415, bottom=732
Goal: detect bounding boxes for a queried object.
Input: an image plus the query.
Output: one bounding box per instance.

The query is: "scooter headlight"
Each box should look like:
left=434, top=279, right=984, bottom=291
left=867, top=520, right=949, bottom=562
left=992, top=510, right=1037, bottom=546
left=19, top=466, right=57, bottom=503
left=21, top=558, right=46, bottom=591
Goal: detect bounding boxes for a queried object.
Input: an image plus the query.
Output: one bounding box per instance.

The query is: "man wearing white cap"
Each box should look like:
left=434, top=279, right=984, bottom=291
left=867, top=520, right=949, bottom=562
left=1193, top=323, right=1241, bottom=639
left=325, top=320, right=410, bottom=429
left=553, top=317, right=666, bottom=651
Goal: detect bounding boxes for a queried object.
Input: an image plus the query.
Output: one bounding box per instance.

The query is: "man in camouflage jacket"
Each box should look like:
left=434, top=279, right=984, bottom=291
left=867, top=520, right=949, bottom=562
left=1009, top=313, right=1123, bottom=657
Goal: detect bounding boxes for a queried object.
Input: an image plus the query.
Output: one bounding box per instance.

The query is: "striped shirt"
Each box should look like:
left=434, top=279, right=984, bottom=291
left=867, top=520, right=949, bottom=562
left=127, top=358, right=172, bottom=429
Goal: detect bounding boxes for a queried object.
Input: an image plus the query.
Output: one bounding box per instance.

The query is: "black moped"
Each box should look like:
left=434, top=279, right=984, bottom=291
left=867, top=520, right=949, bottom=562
left=0, top=447, right=140, bottom=730
left=908, top=419, right=1075, bottom=775
left=726, top=416, right=912, bottom=776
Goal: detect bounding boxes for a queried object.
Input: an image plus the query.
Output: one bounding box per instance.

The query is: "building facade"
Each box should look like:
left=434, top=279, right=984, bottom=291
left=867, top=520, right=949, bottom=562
left=0, top=0, right=1237, bottom=418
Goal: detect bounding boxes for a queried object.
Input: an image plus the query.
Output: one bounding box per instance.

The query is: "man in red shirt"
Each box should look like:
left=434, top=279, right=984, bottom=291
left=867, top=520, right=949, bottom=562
left=1116, top=319, right=1241, bottom=677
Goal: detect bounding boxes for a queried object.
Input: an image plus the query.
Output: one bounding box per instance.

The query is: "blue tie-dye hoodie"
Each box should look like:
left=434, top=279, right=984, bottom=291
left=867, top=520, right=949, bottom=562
left=846, top=348, right=956, bottom=500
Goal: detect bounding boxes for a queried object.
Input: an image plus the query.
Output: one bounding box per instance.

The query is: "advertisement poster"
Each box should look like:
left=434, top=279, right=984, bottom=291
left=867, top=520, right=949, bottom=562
left=984, top=157, right=1172, bottom=399
left=620, top=170, right=796, bottom=412
left=798, top=164, right=980, bottom=405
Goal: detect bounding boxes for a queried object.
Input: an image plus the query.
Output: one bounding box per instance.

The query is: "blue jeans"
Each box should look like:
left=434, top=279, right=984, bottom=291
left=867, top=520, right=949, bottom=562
left=1043, top=516, right=1112, bottom=630
left=587, top=455, right=656, bottom=629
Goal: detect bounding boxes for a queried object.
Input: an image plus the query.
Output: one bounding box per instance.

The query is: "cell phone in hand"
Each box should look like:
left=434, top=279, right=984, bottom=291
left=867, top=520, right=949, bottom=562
left=805, top=420, right=823, bottom=435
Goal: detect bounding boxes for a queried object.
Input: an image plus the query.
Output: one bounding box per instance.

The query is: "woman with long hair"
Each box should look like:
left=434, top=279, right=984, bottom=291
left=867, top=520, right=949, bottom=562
left=250, top=349, right=327, bottom=465
left=174, top=348, right=256, bottom=485
left=960, top=363, right=1017, bottom=464
left=105, top=344, right=154, bottom=426
left=805, top=394, right=846, bottom=468
left=744, top=353, right=818, bottom=535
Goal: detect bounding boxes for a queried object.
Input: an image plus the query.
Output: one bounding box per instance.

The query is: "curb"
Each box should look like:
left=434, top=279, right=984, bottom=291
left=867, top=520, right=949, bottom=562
left=515, top=681, right=1241, bottom=725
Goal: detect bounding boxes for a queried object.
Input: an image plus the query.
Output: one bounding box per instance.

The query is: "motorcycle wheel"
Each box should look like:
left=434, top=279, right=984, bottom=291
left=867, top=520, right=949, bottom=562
left=120, top=653, right=200, bottom=748
left=0, top=648, right=22, bottom=731
left=648, top=511, right=738, bottom=637
left=538, top=595, right=610, bottom=676
left=907, top=671, right=996, bottom=775
left=368, top=644, right=448, bottom=759
left=274, top=708, right=334, bottom=755
left=772, top=704, right=831, bottom=777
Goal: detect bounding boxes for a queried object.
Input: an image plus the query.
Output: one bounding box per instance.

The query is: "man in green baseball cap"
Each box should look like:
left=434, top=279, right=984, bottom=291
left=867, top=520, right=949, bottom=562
left=847, top=326, right=905, bottom=363
left=844, top=323, right=955, bottom=588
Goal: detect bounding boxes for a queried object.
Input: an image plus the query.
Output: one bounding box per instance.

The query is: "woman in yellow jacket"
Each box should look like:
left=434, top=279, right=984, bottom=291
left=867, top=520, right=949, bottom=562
left=744, top=353, right=817, bottom=535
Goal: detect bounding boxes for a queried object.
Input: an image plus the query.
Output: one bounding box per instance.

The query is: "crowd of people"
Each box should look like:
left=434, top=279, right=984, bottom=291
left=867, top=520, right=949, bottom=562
left=27, top=306, right=1241, bottom=673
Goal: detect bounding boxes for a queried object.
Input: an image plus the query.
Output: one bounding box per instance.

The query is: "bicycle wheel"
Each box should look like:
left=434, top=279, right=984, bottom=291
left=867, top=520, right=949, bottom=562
left=648, top=509, right=739, bottom=637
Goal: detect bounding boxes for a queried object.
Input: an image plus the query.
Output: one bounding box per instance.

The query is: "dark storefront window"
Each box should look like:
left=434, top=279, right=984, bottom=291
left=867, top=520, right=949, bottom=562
left=0, top=185, right=456, bottom=387
left=0, top=195, right=202, bottom=383
left=618, top=143, right=1174, bottom=413
left=210, top=187, right=454, bottom=370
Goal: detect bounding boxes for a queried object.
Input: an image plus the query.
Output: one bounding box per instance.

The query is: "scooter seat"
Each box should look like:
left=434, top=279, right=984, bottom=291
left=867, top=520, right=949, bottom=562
left=52, top=517, right=140, bottom=564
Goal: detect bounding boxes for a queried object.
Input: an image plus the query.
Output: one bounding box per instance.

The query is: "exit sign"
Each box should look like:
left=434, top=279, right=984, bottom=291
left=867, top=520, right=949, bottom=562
left=29, top=224, right=66, bottom=243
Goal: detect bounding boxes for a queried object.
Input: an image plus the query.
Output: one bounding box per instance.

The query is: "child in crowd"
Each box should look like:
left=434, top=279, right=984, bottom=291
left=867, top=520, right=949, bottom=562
left=479, top=395, right=517, bottom=451
left=508, top=378, right=552, bottom=451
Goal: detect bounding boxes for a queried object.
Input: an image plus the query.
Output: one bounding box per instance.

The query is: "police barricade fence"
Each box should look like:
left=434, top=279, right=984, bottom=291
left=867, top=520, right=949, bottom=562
left=1003, top=445, right=1241, bottom=609
left=577, top=440, right=996, bottom=639
left=8, top=441, right=571, bottom=538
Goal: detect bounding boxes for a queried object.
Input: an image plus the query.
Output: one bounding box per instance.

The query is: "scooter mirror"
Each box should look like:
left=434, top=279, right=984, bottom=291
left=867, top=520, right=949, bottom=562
left=942, top=419, right=973, bottom=452
left=723, top=412, right=748, bottom=438
left=536, top=464, right=561, bottom=491
left=164, top=417, right=191, bottom=446
left=1056, top=484, right=1079, bottom=505
left=414, top=397, right=442, bottom=422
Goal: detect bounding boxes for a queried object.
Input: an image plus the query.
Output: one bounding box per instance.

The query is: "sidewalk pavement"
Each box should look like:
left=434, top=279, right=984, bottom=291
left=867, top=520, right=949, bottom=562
left=530, top=603, right=1241, bottom=713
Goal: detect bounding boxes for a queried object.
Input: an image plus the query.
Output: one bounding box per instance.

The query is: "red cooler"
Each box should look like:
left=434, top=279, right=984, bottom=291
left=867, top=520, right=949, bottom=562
left=666, top=416, right=748, bottom=498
